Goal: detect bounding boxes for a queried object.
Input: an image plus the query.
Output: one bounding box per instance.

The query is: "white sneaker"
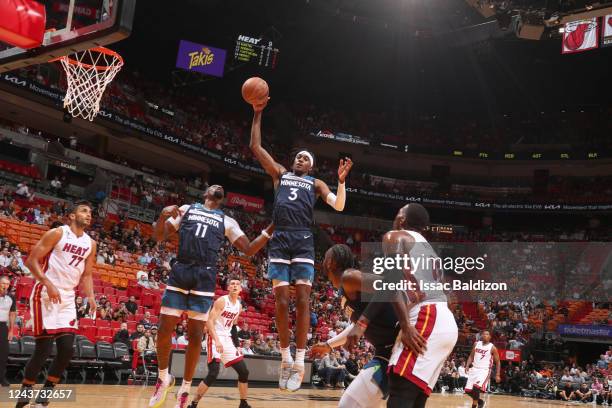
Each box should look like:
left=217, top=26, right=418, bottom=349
left=174, top=392, right=190, bottom=408
left=286, top=363, right=305, bottom=392
left=279, top=361, right=292, bottom=390
left=149, top=375, right=175, bottom=408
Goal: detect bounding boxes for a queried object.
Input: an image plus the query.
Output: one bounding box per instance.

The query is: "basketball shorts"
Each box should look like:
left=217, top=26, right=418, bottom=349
left=161, top=262, right=215, bottom=317
left=339, top=358, right=388, bottom=408
left=465, top=367, right=492, bottom=393
left=206, top=334, right=243, bottom=367
left=30, top=282, right=78, bottom=336
left=388, top=302, right=458, bottom=396
left=268, top=230, right=315, bottom=283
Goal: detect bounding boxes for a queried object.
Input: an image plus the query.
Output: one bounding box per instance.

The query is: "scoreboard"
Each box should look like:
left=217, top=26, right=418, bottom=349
left=234, top=35, right=279, bottom=68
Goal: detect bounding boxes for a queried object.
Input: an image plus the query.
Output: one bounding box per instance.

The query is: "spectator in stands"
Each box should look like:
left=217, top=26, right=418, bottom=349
left=137, top=274, right=151, bottom=289
left=130, top=323, right=145, bottom=341
left=50, top=177, right=62, bottom=196
left=137, top=328, right=156, bottom=353
left=0, top=199, right=15, bottom=217
left=125, top=296, right=138, bottom=315
left=344, top=353, right=359, bottom=381
left=176, top=332, right=188, bottom=346
left=575, top=382, right=593, bottom=402
left=561, top=369, right=573, bottom=383
left=320, top=351, right=346, bottom=389
left=267, top=338, right=280, bottom=356
left=112, top=302, right=129, bottom=322
left=96, top=250, right=107, bottom=265
left=113, top=322, right=131, bottom=348
left=241, top=339, right=255, bottom=355
left=558, top=381, right=575, bottom=401
left=253, top=337, right=270, bottom=355
left=237, top=323, right=251, bottom=341
left=0, top=248, right=11, bottom=268
left=6, top=258, right=23, bottom=276
left=140, top=311, right=152, bottom=326
left=457, top=360, right=468, bottom=390
left=75, top=296, right=88, bottom=319
left=15, top=181, right=33, bottom=201
left=98, top=306, right=112, bottom=321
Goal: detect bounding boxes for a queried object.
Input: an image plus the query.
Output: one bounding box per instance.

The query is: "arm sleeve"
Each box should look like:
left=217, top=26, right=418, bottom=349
left=167, top=205, right=190, bottom=230
left=9, top=295, right=16, bottom=312
left=326, top=322, right=355, bottom=349
left=325, top=182, right=346, bottom=211
left=231, top=325, right=240, bottom=347
left=224, top=216, right=246, bottom=244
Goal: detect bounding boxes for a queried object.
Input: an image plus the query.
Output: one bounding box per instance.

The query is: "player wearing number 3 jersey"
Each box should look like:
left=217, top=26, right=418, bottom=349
left=148, top=185, right=273, bottom=408
left=250, top=101, right=353, bottom=392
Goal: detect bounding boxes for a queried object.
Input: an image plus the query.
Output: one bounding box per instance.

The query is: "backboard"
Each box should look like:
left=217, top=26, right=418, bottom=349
left=0, top=0, right=135, bottom=73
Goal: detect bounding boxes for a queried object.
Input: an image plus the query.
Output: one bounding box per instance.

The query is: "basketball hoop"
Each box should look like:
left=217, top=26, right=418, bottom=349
left=55, top=47, right=124, bottom=121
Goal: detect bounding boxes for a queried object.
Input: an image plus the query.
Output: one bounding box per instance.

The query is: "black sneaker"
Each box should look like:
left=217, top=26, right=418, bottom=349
left=0, top=379, right=10, bottom=387
left=477, top=399, right=486, bottom=408
left=238, top=400, right=252, bottom=408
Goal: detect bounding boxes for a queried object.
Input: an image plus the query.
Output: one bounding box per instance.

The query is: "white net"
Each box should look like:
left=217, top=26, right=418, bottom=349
left=58, top=47, right=123, bottom=121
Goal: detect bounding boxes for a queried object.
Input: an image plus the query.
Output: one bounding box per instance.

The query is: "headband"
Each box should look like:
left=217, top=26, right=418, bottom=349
left=296, top=150, right=315, bottom=166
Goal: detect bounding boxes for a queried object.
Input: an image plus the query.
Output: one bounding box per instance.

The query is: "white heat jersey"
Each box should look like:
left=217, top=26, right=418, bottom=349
left=472, top=341, right=494, bottom=370
left=214, top=295, right=241, bottom=336
left=404, top=230, right=447, bottom=303
left=45, top=225, right=93, bottom=290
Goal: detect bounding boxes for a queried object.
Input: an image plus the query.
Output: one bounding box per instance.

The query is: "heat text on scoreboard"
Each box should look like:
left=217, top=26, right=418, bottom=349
left=234, top=35, right=279, bottom=68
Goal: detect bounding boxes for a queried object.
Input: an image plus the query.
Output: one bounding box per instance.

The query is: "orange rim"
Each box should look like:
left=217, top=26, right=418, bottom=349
left=51, top=46, right=123, bottom=71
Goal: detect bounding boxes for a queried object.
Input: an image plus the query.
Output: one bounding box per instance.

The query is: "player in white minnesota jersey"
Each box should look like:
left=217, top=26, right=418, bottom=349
left=189, top=277, right=251, bottom=408
left=464, top=330, right=501, bottom=408
left=16, top=201, right=97, bottom=408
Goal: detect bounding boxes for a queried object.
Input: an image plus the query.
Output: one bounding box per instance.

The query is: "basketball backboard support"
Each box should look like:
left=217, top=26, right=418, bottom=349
left=0, top=0, right=135, bottom=73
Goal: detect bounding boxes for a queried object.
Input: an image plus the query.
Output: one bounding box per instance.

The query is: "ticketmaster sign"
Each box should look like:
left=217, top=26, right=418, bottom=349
left=558, top=325, right=612, bottom=338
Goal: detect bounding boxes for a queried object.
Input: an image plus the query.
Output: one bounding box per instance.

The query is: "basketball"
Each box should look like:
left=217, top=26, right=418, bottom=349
left=242, top=77, right=269, bottom=105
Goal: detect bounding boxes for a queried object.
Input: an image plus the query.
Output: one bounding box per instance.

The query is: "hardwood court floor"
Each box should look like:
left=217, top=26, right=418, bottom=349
left=2, top=384, right=589, bottom=407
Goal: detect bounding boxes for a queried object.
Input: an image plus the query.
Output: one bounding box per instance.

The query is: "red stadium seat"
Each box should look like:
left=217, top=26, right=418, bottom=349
left=80, top=318, right=93, bottom=326
left=95, top=320, right=111, bottom=328
left=79, top=325, right=96, bottom=341
left=127, top=322, right=136, bottom=332
left=97, top=327, right=112, bottom=337
left=110, top=321, right=122, bottom=329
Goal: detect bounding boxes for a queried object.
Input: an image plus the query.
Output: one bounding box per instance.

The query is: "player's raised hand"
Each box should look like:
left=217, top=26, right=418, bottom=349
left=252, top=97, right=270, bottom=113
left=216, top=343, right=224, bottom=354
left=400, top=324, right=427, bottom=355
left=310, top=342, right=331, bottom=358
left=160, top=205, right=180, bottom=220
left=338, top=158, right=353, bottom=183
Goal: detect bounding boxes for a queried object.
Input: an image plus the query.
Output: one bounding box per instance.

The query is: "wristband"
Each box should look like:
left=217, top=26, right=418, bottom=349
left=261, top=230, right=271, bottom=239
left=356, top=320, right=368, bottom=330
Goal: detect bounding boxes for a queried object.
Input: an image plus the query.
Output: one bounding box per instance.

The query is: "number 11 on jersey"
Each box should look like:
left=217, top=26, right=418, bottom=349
left=195, top=223, right=208, bottom=238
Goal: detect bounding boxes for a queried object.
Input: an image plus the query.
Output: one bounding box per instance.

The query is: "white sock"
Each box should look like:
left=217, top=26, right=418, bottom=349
left=158, top=368, right=168, bottom=384
left=178, top=380, right=191, bottom=395
left=280, top=347, right=293, bottom=363
left=295, top=349, right=306, bottom=366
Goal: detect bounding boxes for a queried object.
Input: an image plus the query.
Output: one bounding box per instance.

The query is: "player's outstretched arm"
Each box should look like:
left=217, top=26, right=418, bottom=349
left=311, top=323, right=355, bottom=357
left=25, top=227, right=63, bottom=304
left=317, top=158, right=353, bottom=211
left=207, top=297, right=226, bottom=351
left=231, top=223, right=274, bottom=257
left=250, top=105, right=285, bottom=182
left=80, top=240, right=98, bottom=313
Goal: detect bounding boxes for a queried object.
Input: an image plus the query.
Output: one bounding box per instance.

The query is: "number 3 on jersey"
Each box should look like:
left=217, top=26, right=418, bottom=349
left=195, top=223, right=208, bottom=238
left=288, top=187, right=298, bottom=201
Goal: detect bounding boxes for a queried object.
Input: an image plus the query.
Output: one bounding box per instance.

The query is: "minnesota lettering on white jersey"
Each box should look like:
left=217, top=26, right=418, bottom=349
left=46, top=225, right=93, bottom=290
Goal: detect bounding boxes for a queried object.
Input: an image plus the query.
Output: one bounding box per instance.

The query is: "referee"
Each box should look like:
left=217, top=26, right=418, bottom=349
left=0, top=275, right=16, bottom=386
